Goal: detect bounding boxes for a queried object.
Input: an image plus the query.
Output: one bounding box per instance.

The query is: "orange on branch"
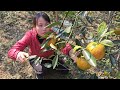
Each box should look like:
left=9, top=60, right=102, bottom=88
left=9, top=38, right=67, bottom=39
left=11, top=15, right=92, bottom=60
left=76, top=57, right=91, bottom=70
left=86, top=42, right=105, bottom=60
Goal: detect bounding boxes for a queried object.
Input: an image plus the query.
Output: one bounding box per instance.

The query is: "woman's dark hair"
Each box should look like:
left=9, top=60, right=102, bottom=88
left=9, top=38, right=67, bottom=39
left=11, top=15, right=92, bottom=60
left=33, top=12, right=50, bottom=27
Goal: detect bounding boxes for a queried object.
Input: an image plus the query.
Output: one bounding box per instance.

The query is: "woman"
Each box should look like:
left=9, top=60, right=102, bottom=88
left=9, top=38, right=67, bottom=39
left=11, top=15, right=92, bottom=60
left=8, top=12, right=77, bottom=79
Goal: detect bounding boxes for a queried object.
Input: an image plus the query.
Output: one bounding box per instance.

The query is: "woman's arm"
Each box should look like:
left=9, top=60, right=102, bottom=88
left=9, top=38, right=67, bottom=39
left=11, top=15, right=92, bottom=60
left=8, top=31, right=31, bottom=60
left=61, top=43, right=72, bottom=55
left=61, top=43, right=79, bottom=63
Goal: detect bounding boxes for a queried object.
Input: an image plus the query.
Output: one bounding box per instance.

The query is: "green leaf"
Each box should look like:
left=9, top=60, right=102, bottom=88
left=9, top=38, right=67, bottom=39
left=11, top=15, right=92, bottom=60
left=34, top=57, right=41, bottom=65
left=100, top=39, right=114, bottom=47
left=109, top=54, right=117, bottom=67
left=41, top=38, right=50, bottom=49
left=56, top=41, right=66, bottom=45
left=52, top=55, right=59, bottom=69
left=80, top=26, right=87, bottom=37
left=45, top=22, right=61, bottom=28
left=56, top=51, right=61, bottom=55
left=116, top=71, right=120, bottom=79
left=56, top=31, right=64, bottom=38
left=46, top=33, right=55, bottom=40
left=97, top=21, right=108, bottom=38
left=86, top=16, right=94, bottom=24
left=82, top=49, right=97, bottom=67
left=75, top=39, right=81, bottom=46
left=55, top=30, right=69, bottom=39
left=104, top=30, right=114, bottom=37
left=63, top=11, right=75, bottom=19
left=112, top=40, right=120, bottom=45
left=42, top=31, right=53, bottom=38
left=56, top=41, right=66, bottom=50
left=64, top=26, right=72, bottom=33
left=75, top=39, right=84, bottom=47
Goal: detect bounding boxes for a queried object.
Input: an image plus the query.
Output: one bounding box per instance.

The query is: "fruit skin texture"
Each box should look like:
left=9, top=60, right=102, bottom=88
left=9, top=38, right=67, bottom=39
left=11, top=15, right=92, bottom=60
left=76, top=57, right=91, bottom=70
left=86, top=42, right=105, bottom=60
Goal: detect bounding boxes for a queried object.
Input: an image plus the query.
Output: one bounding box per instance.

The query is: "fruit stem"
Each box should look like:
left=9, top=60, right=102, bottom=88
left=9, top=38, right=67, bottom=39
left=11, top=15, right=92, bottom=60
left=98, top=37, right=103, bottom=43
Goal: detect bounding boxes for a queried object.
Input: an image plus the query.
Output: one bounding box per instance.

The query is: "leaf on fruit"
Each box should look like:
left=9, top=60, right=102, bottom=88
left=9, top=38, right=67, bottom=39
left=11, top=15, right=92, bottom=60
left=100, top=39, right=114, bottom=47
left=82, top=49, right=97, bottom=67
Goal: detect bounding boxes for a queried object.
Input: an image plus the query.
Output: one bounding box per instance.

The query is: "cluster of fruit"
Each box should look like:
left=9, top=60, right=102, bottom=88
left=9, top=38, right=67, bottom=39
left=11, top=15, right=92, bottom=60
left=76, top=42, right=105, bottom=70
left=75, top=22, right=118, bottom=71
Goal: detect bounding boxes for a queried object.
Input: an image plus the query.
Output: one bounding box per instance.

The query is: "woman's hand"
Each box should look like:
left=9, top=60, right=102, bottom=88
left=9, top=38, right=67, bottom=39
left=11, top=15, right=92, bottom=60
left=69, top=49, right=80, bottom=63
left=16, top=51, right=29, bottom=63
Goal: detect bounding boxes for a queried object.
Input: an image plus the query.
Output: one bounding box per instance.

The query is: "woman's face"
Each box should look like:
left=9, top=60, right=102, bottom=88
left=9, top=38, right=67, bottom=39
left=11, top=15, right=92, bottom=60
left=35, top=17, right=50, bottom=37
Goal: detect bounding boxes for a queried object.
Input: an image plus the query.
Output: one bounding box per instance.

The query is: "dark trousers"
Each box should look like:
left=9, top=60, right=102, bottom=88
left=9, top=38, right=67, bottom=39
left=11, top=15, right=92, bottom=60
left=29, top=58, right=69, bottom=76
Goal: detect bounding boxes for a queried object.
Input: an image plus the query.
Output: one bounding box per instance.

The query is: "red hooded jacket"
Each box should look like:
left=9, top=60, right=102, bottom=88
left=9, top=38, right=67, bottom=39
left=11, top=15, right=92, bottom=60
left=8, top=28, right=72, bottom=60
